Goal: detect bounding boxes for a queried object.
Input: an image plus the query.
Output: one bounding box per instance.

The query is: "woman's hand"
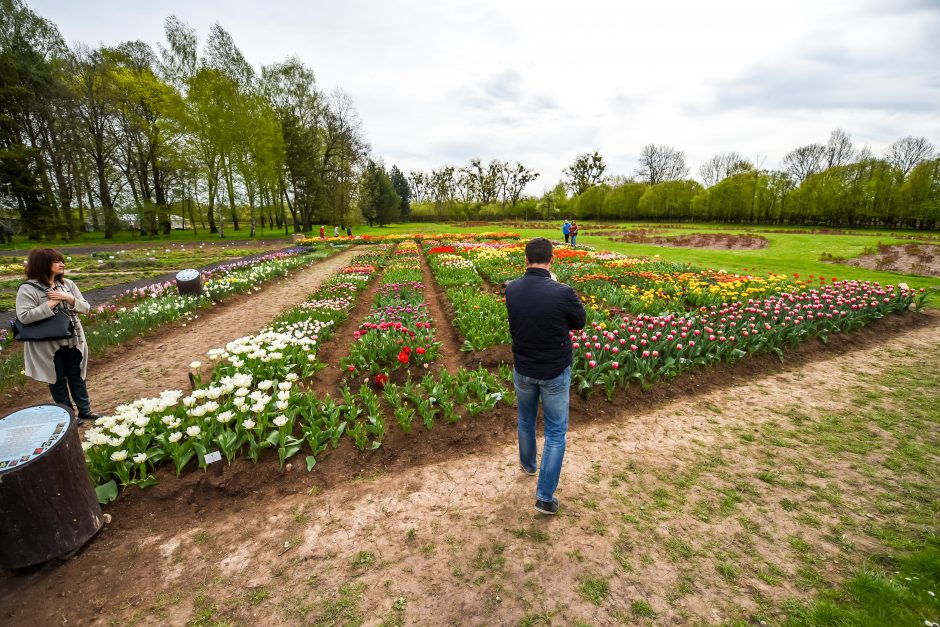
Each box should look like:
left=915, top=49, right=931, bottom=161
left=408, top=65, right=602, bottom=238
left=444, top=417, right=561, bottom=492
left=47, top=289, right=75, bottom=307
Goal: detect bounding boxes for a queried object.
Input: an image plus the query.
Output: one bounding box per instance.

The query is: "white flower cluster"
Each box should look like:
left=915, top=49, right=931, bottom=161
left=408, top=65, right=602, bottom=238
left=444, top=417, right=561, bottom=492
left=436, top=254, right=475, bottom=270
left=298, top=296, right=354, bottom=312
left=205, top=319, right=331, bottom=368
left=82, top=390, right=185, bottom=452
left=332, top=272, right=371, bottom=283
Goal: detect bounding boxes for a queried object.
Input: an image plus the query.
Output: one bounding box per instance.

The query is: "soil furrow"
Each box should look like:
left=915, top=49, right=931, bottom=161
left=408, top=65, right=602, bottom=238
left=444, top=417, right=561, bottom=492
left=417, top=246, right=465, bottom=375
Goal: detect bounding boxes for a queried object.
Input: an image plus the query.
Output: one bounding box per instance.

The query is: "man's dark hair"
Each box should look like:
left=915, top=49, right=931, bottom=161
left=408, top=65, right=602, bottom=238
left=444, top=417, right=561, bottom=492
left=25, top=248, right=65, bottom=284
left=525, top=237, right=553, bottom=264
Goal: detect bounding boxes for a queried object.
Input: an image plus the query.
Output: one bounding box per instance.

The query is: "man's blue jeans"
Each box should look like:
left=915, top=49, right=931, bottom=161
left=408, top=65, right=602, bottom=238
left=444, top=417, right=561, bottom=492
left=514, top=366, right=571, bottom=503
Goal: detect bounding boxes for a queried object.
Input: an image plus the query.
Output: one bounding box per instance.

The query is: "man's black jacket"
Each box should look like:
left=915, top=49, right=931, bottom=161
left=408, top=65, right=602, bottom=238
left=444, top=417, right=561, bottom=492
left=505, top=267, right=587, bottom=380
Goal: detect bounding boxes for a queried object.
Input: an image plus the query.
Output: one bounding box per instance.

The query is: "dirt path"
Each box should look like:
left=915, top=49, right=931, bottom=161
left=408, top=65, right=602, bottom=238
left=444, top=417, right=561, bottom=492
left=418, top=246, right=465, bottom=375
left=1, top=313, right=936, bottom=626
left=0, top=247, right=364, bottom=416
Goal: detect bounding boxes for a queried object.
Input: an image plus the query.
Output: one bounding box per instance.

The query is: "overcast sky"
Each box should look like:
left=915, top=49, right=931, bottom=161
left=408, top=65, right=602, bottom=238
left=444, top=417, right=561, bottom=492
left=31, top=0, right=940, bottom=193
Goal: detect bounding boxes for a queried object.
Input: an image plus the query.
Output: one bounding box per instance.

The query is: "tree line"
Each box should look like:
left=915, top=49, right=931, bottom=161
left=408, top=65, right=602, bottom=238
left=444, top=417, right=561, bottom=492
left=0, top=0, right=416, bottom=240
left=409, top=132, right=939, bottom=229
left=3, top=0, right=936, bottom=237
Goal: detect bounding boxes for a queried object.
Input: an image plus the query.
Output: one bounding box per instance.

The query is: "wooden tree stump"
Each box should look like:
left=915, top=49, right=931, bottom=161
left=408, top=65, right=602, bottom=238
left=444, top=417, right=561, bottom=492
left=176, top=268, right=203, bottom=297
left=0, top=404, right=103, bottom=569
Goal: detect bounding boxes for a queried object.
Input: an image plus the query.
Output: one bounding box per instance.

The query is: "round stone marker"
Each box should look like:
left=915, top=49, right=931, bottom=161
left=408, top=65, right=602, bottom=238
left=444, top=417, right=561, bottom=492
left=175, top=268, right=203, bottom=296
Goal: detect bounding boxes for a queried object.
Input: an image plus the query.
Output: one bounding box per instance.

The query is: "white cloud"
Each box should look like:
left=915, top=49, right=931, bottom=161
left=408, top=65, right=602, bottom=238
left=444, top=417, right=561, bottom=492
left=32, top=0, right=940, bottom=190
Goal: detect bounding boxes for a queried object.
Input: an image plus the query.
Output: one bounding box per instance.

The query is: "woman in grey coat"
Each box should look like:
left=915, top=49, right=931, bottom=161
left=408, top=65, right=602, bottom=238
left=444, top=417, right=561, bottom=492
left=15, top=248, right=100, bottom=423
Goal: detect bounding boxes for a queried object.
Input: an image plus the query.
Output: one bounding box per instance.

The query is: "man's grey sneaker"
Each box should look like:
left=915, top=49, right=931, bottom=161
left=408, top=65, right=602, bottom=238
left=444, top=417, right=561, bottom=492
left=535, top=497, right=559, bottom=515
left=521, top=463, right=537, bottom=476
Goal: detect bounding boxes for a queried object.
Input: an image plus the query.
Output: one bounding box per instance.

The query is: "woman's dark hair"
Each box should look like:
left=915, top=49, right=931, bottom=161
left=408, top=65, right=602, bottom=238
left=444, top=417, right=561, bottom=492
left=525, top=237, right=553, bottom=264
left=25, top=248, right=65, bottom=284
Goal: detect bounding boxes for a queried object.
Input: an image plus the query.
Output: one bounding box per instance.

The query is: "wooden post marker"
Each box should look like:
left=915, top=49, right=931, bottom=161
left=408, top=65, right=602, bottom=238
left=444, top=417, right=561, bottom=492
left=175, top=268, right=203, bottom=297
left=0, top=404, right=103, bottom=569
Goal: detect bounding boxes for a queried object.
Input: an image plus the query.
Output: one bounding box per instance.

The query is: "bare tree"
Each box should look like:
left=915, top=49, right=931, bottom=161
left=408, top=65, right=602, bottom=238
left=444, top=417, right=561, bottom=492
left=407, top=170, right=427, bottom=203
left=503, top=163, right=539, bottom=209
left=825, top=128, right=856, bottom=168
left=699, top=151, right=754, bottom=186
left=885, top=136, right=936, bottom=176
left=855, top=145, right=875, bottom=162
left=781, top=143, right=826, bottom=184
left=635, top=144, right=688, bottom=185
left=429, top=166, right=455, bottom=219
left=454, top=167, right=475, bottom=203
left=462, top=158, right=505, bottom=204
left=563, top=150, right=606, bottom=195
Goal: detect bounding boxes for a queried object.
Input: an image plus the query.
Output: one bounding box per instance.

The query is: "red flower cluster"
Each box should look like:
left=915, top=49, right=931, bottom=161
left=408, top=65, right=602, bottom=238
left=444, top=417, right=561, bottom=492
left=374, top=373, right=389, bottom=388
left=397, top=346, right=412, bottom=363
left=427, top=246, right=456, bottom=255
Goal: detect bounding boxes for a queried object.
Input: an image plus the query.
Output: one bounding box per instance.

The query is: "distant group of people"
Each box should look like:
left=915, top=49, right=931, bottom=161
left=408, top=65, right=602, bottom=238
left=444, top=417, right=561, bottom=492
left=318, top=225, right=352, bottom=238
left=562, top=219, right=579, bottom=246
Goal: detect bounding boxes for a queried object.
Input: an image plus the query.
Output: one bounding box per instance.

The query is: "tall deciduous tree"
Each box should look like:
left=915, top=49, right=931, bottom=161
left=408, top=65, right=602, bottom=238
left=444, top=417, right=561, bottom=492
left=71, top=44, right=123, bottom=238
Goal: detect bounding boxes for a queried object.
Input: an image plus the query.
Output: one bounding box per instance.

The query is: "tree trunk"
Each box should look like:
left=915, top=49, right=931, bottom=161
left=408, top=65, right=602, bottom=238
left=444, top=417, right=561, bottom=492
left=223, top=158, right=239, bottom=231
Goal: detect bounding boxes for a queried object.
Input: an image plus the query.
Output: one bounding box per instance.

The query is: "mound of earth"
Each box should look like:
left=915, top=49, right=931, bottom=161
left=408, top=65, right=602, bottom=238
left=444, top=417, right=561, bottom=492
left=584, top=228, right=664, bottom=237
left=610, top=232, right=769, bottom=250
left=835, top=243, right=940, bottom=277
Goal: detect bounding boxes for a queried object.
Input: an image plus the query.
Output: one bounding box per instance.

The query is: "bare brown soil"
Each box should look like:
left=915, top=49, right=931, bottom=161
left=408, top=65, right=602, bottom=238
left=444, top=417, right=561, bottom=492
left=418, top=248, right=465, bottom=376
left=0, top=306, right=935, bottom=625
left=837, top=243, right=940, bottom=277
left=0, top=248, right=365, bottom=417
left=609, top=232, right=769, bottom=250
left=587, top=228, right=664, bottom=237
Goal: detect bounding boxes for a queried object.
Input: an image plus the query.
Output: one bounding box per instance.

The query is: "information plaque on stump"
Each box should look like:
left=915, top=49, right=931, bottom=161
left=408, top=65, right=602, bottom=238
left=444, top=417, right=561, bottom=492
left=176, top=268, right=203, bottom=296
left=0, top=405, right=103, bottom=569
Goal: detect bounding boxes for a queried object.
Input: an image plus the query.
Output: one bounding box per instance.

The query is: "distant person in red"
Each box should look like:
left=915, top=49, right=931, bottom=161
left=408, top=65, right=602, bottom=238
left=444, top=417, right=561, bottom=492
left=319, top=225, right=325, bottom=239
left=569, top=221, right=579, bottom=247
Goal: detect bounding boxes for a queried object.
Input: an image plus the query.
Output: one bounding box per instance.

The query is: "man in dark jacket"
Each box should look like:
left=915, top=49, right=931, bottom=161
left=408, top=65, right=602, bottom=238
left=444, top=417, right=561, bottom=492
left=505, top=237, right=586, bottom=514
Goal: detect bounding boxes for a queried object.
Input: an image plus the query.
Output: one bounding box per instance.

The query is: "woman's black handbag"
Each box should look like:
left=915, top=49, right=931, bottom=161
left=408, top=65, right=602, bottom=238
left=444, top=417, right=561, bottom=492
left=10, top=282, right=76, bottom=342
